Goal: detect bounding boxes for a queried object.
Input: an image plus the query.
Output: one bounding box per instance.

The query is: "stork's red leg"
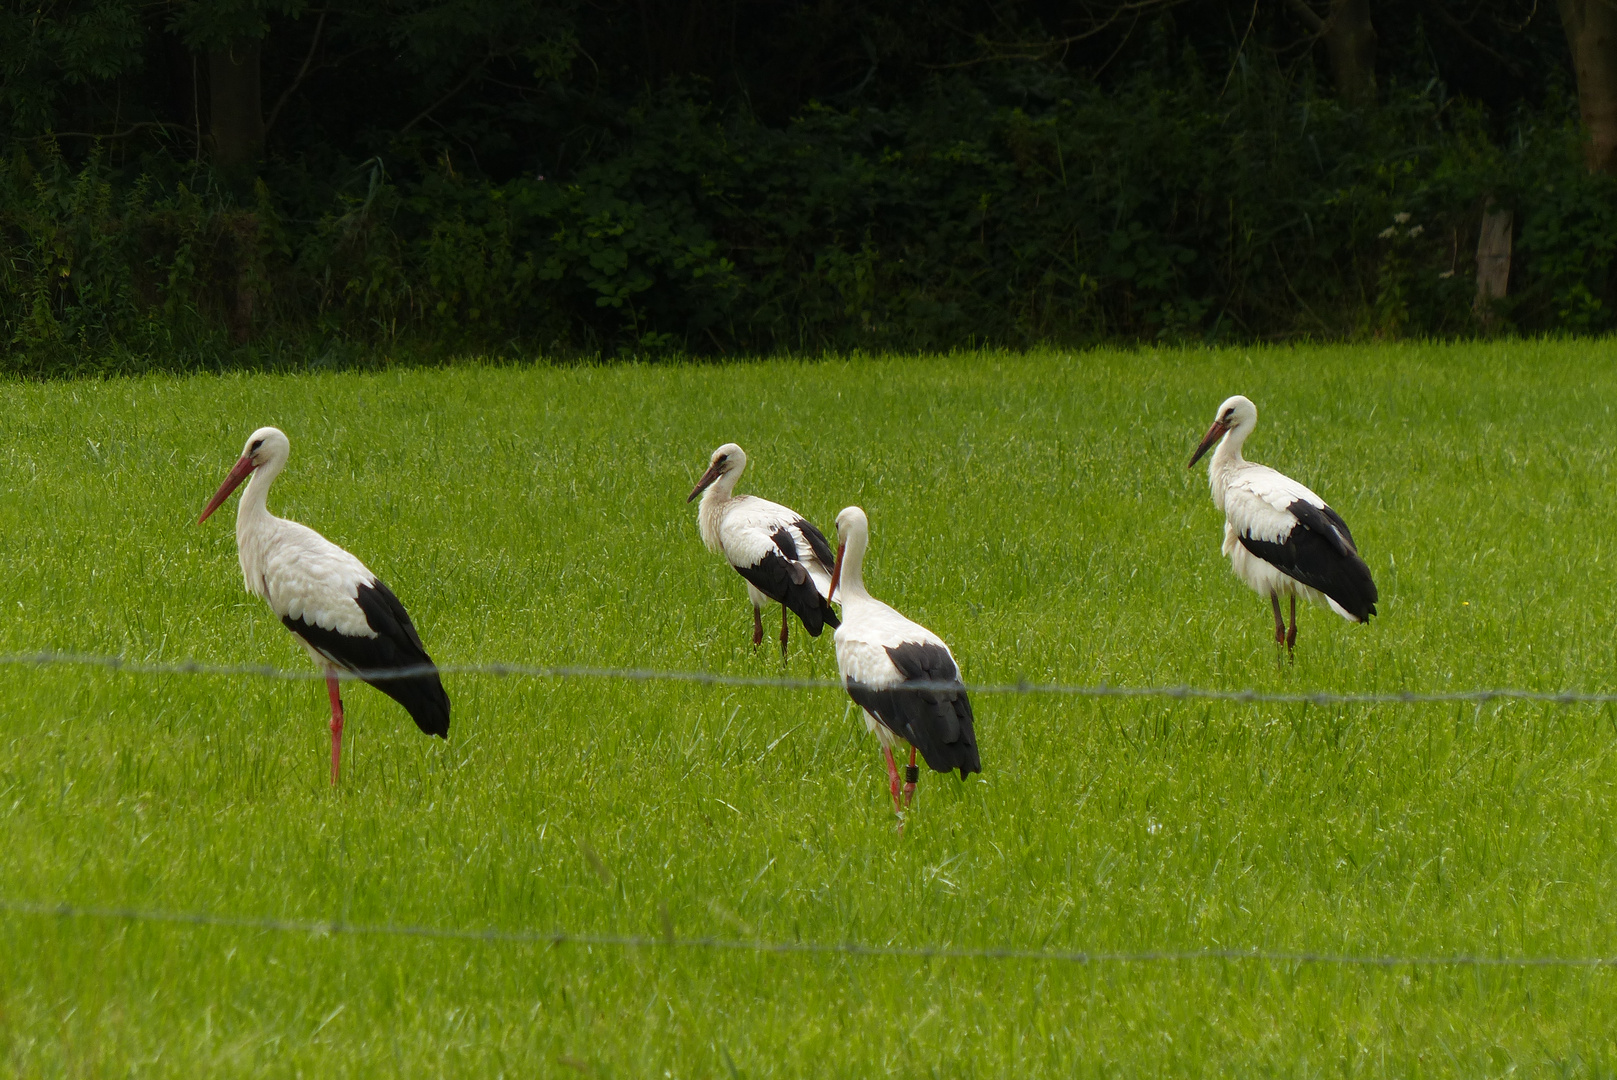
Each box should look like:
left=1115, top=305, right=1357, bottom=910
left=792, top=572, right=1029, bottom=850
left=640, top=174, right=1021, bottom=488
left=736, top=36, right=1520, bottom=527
left=882, top=745, right=903, bottom=814
left=1270, top=593, right=1286, bottom=644
left=780, top=604, right=790, bottom=660
left=752, top=605, right=764, bottom=648
left=901, top=746, right=918, bottom=808
left=325, top=671, right=345, bottom=787
left=1286, top=595, right=1298, bottom=655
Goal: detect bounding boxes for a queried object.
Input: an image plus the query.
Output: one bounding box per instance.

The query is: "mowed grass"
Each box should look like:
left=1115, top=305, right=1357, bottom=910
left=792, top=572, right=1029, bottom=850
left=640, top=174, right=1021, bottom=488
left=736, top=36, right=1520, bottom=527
left=3, top=343, right=1617, bottom=1076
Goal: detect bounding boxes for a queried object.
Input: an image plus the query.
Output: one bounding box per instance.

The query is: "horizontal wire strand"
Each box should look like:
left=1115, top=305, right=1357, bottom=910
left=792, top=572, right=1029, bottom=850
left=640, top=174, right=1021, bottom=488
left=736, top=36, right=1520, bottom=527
left=4, top=657, right=1611, bottom=967
left=1, top=899, right=1611, bottom=968
left=0, top=650, right=1611, bottom=705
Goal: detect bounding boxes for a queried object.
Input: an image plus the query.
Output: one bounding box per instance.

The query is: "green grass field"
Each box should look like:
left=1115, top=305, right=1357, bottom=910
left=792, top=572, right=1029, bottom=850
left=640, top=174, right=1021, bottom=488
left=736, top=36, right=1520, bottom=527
left=3, top=342, right=1617, bottom=1076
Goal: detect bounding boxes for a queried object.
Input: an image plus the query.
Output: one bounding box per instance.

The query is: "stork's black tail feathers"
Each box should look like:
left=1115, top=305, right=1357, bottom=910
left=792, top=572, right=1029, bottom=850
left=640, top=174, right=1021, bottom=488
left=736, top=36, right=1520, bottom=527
left=782, top=574, right=841, bottom=637
left=846, top=642, right=981, bottom=779
left=779, top=518, right=840, bottom=637
left=366, top=659, right=451, bottom=738
left=283, top=579, right=451, bottom=738
left=1237, top=499, right=1378, bottom=623
left=736, top=520, right=842, bottom=637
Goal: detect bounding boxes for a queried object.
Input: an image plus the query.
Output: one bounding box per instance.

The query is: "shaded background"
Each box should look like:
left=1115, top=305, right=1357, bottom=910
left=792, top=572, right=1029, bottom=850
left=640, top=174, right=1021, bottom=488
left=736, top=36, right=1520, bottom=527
left=1, top=0, right=1612, bottom=368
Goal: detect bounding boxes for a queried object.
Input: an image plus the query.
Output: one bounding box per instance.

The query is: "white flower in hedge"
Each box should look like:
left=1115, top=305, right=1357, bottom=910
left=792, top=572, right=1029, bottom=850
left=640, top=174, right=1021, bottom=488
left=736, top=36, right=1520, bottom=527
left=1407, top=225, right=1424, bottom=238
left=1379, top=226, right=1398, bottom=239
left=1394, top=212, right=1412, bottom=224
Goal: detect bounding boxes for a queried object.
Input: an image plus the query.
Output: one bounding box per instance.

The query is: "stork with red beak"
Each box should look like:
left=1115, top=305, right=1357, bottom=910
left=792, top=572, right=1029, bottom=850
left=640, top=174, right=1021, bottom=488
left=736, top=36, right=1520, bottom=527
left=688, top=443, right=839, bottom=658
left=829, top=506, right=979, bottom=817
left=1189, top=395, right=1378, bottom=653
left=198, top=427, right=450, bottom=784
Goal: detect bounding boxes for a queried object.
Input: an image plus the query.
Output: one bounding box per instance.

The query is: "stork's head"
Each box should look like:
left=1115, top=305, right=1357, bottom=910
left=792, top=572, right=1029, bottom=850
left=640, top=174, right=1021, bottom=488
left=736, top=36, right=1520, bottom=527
left=686, top=443, right=746, bottom=502
left=833, top=505, right=868, bottom=544
left=1188, top=395, right=1256, bottom=467
left=198, top=426, right=289, bottom=523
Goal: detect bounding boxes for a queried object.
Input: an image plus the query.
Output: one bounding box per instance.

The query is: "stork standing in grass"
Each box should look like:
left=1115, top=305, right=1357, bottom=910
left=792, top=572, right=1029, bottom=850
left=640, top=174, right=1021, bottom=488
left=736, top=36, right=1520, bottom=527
left=688, top=443, right=839, bottom=657
left=1188, top=395, right=1378, bottom=653
left=198, top=427, right=450, bottom=785
left=829, top=506, right=979, bottom=816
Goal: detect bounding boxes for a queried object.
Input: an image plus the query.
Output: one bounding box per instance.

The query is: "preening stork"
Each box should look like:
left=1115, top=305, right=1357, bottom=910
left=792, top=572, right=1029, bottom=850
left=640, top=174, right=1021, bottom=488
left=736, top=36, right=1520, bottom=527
left=198, top=427, right=450, bottom=784
left=688, top=443, right=839, bottom=658
left=1189, top=395, right=1378, bottom=653
left=829, top=506, right=980, bottom=815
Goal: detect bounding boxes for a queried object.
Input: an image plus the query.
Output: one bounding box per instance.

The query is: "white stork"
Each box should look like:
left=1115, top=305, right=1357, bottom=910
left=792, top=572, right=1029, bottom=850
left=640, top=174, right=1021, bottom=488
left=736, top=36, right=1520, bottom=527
left=688, top=443, right=839, bottom=658
left=829, top=506, right=980, bottom=815
left=198, top=427, right=450, bottom=784
left=1188, top=395, right=1378, bottom=653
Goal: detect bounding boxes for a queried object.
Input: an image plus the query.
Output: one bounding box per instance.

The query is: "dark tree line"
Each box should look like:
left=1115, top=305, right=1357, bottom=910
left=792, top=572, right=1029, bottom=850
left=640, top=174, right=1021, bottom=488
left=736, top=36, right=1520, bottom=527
left=0, top=1, right=1612, bottom=366
left=1, top=1, right=1582, bottom=177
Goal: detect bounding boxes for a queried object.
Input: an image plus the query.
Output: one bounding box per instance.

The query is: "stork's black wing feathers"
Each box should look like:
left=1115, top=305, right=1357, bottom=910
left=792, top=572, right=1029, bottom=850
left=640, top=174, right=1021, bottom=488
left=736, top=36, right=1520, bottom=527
left=794, top=518, right=836, bottom=573
left=732, top=526, right=840, bottom=635
left=1238, top=499, right=1379, bottom=622
left=846, top=642, right=981, bottom=778
left=1312, top=502, right=1359, bottom=555
left=282, top=579, right=451, bottom=737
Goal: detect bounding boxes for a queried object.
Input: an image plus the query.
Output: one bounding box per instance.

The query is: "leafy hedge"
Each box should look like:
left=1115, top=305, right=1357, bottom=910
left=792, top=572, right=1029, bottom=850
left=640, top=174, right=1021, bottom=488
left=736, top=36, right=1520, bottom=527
left=5, top=65, right=1617, bottom=373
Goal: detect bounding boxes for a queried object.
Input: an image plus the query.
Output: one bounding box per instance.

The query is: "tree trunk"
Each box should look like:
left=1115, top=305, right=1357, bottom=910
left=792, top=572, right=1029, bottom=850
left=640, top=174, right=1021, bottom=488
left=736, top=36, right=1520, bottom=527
left=208, top=39, right=263, bottom=175
left=1284, top=0, right=1377, bottom=103
left=1324, top=0, right=1376, bottom=105
left=1558, top=0, right=1617, bottom=174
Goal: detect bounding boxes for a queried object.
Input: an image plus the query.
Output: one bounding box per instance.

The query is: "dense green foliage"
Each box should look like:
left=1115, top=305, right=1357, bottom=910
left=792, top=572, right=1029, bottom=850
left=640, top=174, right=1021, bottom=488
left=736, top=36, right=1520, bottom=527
left=4, top=344, right=1617, bottom=1073
left=1, top=1, right=1611, bottom=369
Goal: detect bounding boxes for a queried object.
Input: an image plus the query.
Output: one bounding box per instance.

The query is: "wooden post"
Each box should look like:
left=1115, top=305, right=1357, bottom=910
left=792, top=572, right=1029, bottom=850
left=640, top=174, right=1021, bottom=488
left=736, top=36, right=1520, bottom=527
left=1474, top=202, right=1513, bottom=322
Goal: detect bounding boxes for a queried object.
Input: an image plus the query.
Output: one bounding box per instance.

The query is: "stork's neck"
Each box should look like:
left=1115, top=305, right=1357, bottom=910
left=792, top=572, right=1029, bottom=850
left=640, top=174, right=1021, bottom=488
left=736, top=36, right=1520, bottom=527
left=1208, top=425, right=1251, bottom=474
left=236, top=455, right=285, bottom=542
left=1206, top=424, right=1251, bottom=508
left=837, top=527, right=871, bottom=602
left=696, top=472, right=741, bottom=551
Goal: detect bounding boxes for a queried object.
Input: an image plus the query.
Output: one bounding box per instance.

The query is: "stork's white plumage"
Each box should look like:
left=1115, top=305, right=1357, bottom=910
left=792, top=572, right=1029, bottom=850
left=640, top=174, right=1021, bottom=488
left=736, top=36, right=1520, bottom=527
left=688, top=443, right=839, bottom=657
left=829, top=506, right=979, bottom=816
left=199, top=427, right=449, bottom=784
left=1189, top=396, right=1378, bottom=652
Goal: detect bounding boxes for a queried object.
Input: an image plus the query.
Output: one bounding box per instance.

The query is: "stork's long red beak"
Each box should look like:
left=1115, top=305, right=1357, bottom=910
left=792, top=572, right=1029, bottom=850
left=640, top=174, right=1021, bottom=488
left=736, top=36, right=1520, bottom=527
left=1188, top=420, right=1229, bottom=468
left=828, top=542, right=845, bottom=603
left=198, top=454, right=256, bottom=523
left=686, top=462, right=724, bottom=502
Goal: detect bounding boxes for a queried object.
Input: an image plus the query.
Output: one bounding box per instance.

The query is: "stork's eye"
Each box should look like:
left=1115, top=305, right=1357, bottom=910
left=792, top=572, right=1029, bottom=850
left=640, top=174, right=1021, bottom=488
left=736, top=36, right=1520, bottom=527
left=1222, top=410, right=1233, bottom=421
left=250, top=439, right=263, bottom=453
left=716, top=455, right=728, bottom=465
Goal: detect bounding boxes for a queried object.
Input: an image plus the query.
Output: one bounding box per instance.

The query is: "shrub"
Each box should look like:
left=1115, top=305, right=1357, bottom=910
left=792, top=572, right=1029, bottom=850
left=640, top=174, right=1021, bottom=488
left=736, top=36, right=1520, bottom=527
left=3, top=67, right=1615, bottom=371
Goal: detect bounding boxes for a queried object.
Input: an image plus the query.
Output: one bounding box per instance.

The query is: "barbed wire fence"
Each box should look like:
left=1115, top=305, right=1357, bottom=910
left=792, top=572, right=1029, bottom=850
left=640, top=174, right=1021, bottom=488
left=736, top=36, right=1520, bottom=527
left=2, top=899, right=1614, bottom=969
left=5, top=648, right=1617, bottom=970
left=3, top=649, right=1617, bottom=705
